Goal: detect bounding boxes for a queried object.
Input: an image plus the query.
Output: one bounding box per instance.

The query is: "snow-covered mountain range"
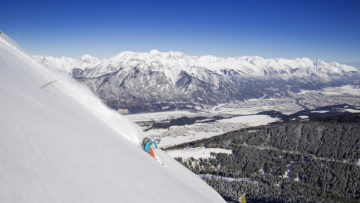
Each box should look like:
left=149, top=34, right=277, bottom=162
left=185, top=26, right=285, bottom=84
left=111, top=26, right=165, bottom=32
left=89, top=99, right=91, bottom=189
left=0, top=32, right=225, bottom=202
left=35, top=50, right=360, bottom=113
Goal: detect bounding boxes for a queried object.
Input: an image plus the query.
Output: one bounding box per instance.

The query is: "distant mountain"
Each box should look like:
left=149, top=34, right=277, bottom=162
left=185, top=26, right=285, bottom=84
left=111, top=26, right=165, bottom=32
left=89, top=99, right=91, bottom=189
left=34, top=50, right=360, bottom=113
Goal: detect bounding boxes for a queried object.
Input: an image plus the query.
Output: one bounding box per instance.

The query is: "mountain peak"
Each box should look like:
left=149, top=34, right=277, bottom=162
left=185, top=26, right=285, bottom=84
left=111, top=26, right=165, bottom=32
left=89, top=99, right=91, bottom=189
left=34, top=50, right=359, bottom=81
left=80, top=54, right=97, bottom=62
left=150, top=49, right=161, bottom=55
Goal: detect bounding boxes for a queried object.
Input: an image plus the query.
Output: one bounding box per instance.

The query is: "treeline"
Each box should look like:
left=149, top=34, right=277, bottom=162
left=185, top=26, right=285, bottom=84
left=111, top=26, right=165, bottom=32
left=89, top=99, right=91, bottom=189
left=169, top=114, right=360, bottom=202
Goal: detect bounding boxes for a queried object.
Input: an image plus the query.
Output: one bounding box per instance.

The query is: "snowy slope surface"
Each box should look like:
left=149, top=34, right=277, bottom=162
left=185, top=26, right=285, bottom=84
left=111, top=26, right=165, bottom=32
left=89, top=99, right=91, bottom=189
left=0, top=33, right=225, bottom=203
left=34, top=49, right=358, bottom=80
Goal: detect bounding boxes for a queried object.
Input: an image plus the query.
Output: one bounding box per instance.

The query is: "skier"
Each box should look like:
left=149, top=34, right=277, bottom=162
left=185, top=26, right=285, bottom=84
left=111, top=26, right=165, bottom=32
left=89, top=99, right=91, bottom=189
left=143, top=137, right=158, bottom=158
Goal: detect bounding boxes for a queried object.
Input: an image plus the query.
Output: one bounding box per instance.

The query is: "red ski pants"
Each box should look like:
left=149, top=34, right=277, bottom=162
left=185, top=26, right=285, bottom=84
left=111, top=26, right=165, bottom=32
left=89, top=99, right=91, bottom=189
left=149, top=148, right=155, bottom=158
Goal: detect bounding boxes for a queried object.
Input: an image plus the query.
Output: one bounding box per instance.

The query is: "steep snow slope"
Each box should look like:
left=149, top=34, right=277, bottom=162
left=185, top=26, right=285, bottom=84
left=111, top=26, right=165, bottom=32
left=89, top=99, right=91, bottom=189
left=0, top=33, right=225, bottom=203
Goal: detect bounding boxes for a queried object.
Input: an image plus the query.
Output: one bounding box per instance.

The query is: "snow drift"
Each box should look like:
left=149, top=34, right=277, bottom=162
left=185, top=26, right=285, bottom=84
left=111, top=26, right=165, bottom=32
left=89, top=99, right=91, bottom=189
left=0, top=32, right=225, bottom=203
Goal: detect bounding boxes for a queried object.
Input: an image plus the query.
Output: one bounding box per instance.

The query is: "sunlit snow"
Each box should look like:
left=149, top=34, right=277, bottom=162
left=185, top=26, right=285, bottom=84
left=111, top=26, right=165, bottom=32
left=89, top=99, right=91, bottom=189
left=0, top=32, right=225, bottom=203
left=167, top=147, right=232, bottom=160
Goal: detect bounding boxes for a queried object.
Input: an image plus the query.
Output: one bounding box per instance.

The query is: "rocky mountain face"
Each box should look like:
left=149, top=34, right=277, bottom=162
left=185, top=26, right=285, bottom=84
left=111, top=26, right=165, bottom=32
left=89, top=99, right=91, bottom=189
left=165, top=113, right=360, bottom=202
left=34, top=51, right=360, bottom=113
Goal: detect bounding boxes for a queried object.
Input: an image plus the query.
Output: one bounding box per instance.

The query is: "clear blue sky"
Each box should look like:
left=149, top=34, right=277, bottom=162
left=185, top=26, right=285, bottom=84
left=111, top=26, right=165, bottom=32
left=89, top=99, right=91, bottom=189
left=1, top=0, right=360, bottom=66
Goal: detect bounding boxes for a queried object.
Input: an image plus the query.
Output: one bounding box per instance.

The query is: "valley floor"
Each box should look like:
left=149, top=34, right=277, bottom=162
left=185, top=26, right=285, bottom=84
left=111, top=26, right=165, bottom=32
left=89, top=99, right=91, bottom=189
left=125, top=85, right=360, bottom=202
left=126, top=85, right=360, bottom=149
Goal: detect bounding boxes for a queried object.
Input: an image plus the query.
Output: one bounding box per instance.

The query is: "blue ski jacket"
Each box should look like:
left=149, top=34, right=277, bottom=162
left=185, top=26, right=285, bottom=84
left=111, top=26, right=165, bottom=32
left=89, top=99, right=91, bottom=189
left=144, top=139, right=157, bottom=152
